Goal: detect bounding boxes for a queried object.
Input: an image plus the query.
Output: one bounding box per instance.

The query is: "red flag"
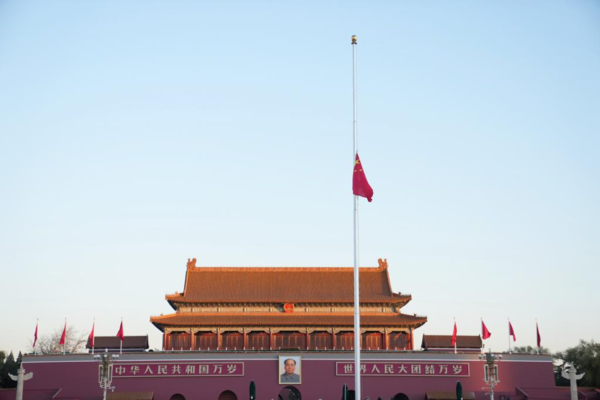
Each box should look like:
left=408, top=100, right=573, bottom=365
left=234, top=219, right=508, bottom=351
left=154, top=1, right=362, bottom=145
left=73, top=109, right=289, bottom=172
left=116, top=320, right=124, bottom=342
left=33, top=322, right=38, bottom=348
left=352, top=153, right=373, bottom=202
left=482, top=320, right=492, bottom=340
left=509, top=320, right=516, bottom=341
left=536, top=322, right=541, bottom=348
left=59, top=321, right=67, bottom=345
left=89, top=321, right=95, bottom=348
left=451, top=321, right=457, bottom=346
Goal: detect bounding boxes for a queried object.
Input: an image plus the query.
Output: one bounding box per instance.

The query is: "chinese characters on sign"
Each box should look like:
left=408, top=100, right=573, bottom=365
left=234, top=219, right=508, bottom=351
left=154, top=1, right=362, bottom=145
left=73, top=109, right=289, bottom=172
left=336, top=362, right=469, bottom=377
left=113, top=363, right=244, bottom=378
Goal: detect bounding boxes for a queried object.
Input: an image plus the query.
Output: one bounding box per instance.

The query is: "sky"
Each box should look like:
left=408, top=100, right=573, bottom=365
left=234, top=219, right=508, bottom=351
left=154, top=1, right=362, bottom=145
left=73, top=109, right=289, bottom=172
left=1, top=1, right=599, bottom=356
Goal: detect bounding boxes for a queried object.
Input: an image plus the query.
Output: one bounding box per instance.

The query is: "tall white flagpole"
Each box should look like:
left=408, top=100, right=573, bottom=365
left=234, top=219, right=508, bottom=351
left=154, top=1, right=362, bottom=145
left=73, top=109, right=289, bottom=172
left=351, top=34, right=362, bottom=400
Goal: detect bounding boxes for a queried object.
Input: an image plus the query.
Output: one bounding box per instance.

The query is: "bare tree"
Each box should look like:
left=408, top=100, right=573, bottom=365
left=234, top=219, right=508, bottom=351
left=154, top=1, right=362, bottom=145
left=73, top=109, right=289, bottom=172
left=31, top=326, right=87, bottom=354
left=510, top=345, right=551, bottom=355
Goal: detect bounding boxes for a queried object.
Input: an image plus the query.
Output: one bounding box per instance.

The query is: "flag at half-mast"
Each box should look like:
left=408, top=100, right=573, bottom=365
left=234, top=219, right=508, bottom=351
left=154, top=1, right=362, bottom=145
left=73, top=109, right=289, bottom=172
left=509, top=320, right=516, bottom=341
left=117, top=320, right=125, bottom=341
left=482, top=319, right=492, bottom=340
left=89, top=321, right=95, bottom=348
left=451, top=321, right=457, bottom=346
left=33, top=321, right=38, bottom=348
left=59, top=321, right=67, bottom=345
left=352, top=153, right=373, bottom=202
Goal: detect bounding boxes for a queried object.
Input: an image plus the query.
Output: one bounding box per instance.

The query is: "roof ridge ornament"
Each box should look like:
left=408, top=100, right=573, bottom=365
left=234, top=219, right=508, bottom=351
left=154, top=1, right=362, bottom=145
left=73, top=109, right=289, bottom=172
left=378, top=258, right=388, bottom=269
left=187, top=258, right=197, bottom=270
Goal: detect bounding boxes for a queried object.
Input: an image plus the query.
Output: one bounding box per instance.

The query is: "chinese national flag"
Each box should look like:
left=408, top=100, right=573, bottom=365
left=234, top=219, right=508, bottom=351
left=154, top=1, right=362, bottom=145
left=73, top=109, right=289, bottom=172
left=116, top=321, right=125, bottom=342
left=482, top=320, right=492, bottom=340
left=536, top=322, right=541, bottom=348
left=33, top=322, right=38, bottom=348
left=509, top=320, right=516, bottom=341
left=451, top=322, right=457, bottom=346
left=352, top=153, right=373, bottom=202
left=89, top=322, right=95, bottom=348
left=59, top=321, right=67, bottom=345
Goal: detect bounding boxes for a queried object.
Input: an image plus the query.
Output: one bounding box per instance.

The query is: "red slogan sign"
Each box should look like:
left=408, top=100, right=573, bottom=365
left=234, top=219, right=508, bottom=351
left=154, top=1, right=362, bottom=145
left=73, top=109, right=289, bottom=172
left=113, top=362, right=244, bottom=378
left=336, top=362, right=469, bottom=377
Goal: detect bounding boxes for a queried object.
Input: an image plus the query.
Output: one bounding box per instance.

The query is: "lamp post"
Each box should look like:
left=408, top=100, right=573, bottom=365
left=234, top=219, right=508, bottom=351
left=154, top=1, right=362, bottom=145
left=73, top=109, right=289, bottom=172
left=478, top=349, right=502, bottom=400
left=94, top=349, right=119, bottom=400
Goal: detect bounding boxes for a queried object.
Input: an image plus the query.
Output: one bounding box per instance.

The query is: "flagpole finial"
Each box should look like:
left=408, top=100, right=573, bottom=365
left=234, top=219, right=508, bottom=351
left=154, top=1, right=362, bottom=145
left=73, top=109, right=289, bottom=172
left=351, top=35, right=357, bottom=44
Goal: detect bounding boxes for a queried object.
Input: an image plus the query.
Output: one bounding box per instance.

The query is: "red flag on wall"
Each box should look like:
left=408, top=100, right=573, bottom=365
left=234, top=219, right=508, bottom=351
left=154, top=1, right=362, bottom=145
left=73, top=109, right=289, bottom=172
left=509, top=320, right=516, bottom=341
left=451, top=321, right=457, bottom=346
left=352, top=153, right=373, bottom=202
left=482, top=320, right=492, bottom=340
left=59, top=321, right=67, bottom=345
left=536, top=322, right=541, bottom=348
left=33, top=322, right=38, bottom=348
left=117, top=320, right=125, bottom=342
left=89, top=321, right=95, bottom=348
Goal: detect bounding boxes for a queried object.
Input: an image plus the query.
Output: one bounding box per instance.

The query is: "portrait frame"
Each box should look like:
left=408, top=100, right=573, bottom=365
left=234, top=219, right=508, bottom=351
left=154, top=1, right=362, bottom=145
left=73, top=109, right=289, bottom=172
left=278, top=355, right=302, bottom=385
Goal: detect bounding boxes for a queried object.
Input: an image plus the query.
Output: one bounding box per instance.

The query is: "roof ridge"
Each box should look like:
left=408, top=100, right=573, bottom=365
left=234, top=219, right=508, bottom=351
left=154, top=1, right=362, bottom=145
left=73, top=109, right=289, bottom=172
left=186, top=266, right=385, bottom=271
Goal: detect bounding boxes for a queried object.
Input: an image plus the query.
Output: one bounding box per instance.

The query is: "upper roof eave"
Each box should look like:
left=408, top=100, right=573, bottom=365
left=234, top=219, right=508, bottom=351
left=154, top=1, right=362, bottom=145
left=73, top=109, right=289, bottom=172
left=165, top=260, right=413, bottom=304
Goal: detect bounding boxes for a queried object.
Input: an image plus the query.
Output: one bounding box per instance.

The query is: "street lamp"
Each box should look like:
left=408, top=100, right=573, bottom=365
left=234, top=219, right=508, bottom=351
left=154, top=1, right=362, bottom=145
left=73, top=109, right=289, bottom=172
left=478, top=349, right=502, bottom=400
left=94, top=349, right=119, bottom=400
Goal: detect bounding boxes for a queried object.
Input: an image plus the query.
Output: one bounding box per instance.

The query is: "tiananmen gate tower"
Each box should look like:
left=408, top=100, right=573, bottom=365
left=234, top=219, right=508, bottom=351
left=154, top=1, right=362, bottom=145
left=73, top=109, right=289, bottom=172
left=150, top=258, right=426, bottom=352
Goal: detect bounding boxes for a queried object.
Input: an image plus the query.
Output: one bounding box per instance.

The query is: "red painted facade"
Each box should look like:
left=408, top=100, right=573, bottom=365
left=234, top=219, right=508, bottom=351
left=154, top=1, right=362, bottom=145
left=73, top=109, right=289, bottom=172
left=21, top=351, right=556, bottom=400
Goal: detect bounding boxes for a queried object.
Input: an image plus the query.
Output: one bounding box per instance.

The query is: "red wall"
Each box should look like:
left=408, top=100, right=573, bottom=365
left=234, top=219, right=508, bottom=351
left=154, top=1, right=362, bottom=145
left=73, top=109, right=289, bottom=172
left=22, top=352, right=555, bottom=400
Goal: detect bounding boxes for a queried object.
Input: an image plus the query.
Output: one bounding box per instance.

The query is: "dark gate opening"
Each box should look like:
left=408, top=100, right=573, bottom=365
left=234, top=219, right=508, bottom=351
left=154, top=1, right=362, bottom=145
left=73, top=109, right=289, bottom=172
left=278, top=386, right=301, bottom=400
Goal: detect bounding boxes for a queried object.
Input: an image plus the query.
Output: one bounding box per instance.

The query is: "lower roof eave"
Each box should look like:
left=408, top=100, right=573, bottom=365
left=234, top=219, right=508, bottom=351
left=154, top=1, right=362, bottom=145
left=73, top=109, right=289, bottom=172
left=151, top=322, right=427, bottom=331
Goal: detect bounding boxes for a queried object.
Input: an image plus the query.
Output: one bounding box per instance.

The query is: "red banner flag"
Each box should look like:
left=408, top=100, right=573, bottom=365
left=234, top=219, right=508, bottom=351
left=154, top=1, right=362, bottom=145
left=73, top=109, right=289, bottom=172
left=59, top=321, right=67, bottom=345
left=33, top=322, right=38, bottom=348
left=536, top=321, right=541, bottom=348
left=482, top=320, right=492, bottom=340
left=451, top=321, right=457, bottom=346
left=89, top=321, right=95, bottom=348
left=117, top=320, right=124, bottom=342
left=509, top=320, right=516, bottom=341
left=352, top=153, right=373, bottom=202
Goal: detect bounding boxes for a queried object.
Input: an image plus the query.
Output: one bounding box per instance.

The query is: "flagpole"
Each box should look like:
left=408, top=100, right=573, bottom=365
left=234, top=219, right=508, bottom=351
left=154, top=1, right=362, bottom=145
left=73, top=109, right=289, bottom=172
left=454, top=317, right=457, bottom=354
left=34, top=318, right=38, bottom=355
left=120, top=318, right=123, bottom=355
left=480, top=317, right=483, bottom=353
left=508, top=318, right=511, bottom=354
left=536, top=318, right=539, bottom=355
left=351, top=34, right=362, bottom=400
left=92, top=318, right=95, bottom=355
left=63, top=318, right=66, bottom=355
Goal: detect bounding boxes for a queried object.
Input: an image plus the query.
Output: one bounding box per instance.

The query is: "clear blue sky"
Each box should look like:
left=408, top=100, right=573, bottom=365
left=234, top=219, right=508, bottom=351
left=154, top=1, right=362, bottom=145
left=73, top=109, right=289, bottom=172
left=1, top=1, right=598, bottom=355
